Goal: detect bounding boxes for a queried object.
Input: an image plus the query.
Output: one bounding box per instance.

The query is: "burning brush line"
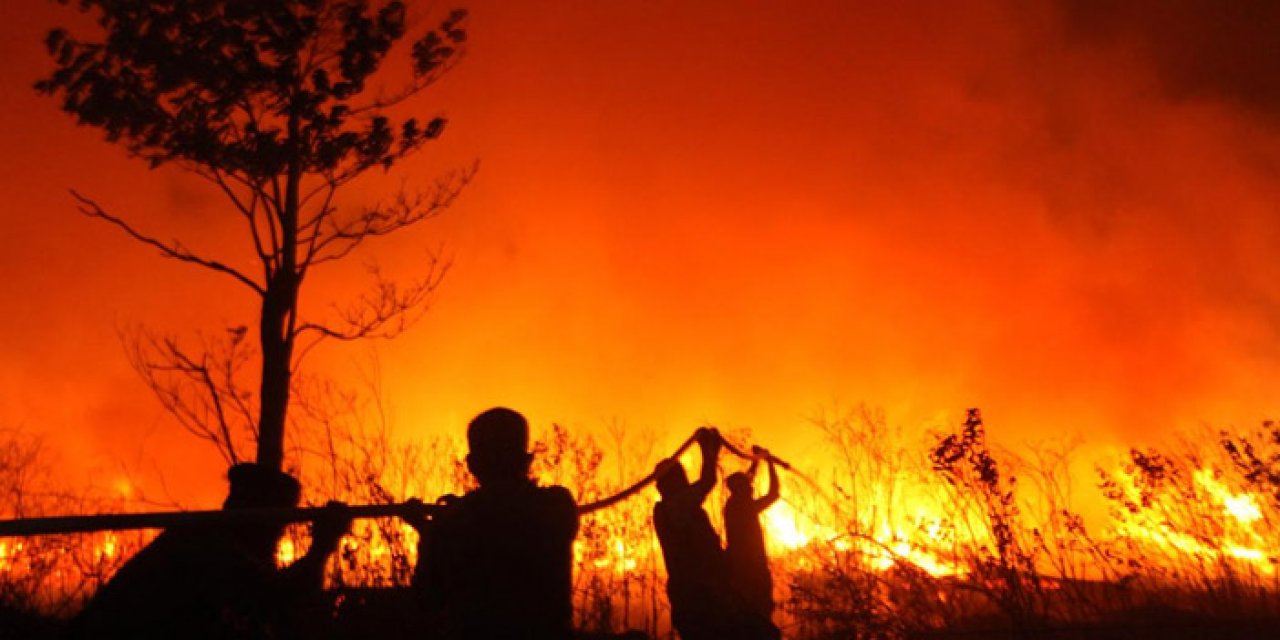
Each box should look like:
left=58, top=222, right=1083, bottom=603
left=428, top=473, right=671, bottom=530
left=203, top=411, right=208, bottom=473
left=4, top=411, right=1280, bottom=635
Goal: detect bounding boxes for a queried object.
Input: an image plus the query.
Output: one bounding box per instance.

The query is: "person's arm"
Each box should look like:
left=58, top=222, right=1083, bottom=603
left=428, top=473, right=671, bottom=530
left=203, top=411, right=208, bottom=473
left=690, top=427, right=721, bottom=502
left=406, top=495, right=458, bottom=597
left=278, top=501, right=351, bottom=591
left=756, top=458, right=780, bottom=512
left=547, top=485, right=580, bottom=544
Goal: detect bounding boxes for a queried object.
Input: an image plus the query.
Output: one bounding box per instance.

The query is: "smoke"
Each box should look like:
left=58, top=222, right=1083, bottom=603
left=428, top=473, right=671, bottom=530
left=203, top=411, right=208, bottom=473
left=1059, top=0, right=1280, bottom=121
left=2, top=0, right=1279, bottom=502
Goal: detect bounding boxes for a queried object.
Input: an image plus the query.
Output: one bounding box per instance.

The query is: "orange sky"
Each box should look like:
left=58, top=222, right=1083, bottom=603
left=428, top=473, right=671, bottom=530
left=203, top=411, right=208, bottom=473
left=2, top=1, right=1279, bottom=506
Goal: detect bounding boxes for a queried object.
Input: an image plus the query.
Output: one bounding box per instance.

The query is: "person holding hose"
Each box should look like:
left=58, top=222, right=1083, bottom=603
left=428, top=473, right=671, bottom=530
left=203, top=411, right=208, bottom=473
left=724, top=446, right=782, bottom=626
left=653, top=427, right=779, bottom=639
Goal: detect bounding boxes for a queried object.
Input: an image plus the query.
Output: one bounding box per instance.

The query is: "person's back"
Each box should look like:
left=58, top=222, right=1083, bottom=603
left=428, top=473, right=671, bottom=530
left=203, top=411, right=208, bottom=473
left=723, top=494, right=772, bottom=615
left=724, top=456, right=780, bottom=619
left=65, top=464, right=350, bottom=640
left=422, top=481, right=577, bottom=638
left=653, top=487, right=727, bottom=608
left=652, top=428, right=741, bottom=640
left=411, top=407, right=579, bottom=640
left=67, top=525, right=272, bottom=640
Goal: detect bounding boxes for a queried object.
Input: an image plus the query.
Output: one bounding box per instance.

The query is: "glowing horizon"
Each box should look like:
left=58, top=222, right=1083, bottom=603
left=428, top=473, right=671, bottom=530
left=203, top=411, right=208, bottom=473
left=0, top=0, right=1278, bottom=519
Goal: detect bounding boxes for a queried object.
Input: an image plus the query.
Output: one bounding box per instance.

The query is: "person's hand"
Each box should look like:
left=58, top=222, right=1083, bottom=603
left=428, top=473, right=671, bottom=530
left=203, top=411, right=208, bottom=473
left=697, top=427, right=722, bottom=454
left=311, top=500, right=352, bottom=554
left=401, top=495, right=462, bottom=535
left=400, top=497, right=433, bottom=535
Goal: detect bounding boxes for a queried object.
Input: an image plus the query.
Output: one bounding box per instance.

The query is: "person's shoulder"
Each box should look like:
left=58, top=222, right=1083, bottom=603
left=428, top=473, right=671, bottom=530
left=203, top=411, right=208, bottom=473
left=537, top=484, right=574, bottom=500
left=535, top=484, right=578, bottom=512
left=123, top=526, right=217, bottom=569
left=525, top=485, right=577, bottom=539
left=653, top=499, right=670, bottom=521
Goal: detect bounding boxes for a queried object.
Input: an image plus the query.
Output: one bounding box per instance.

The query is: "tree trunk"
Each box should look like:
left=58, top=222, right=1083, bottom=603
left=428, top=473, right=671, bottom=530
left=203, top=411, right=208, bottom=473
left=256, top=112, right=303, bottom=472
left=255, top=276, right=295, bottom=471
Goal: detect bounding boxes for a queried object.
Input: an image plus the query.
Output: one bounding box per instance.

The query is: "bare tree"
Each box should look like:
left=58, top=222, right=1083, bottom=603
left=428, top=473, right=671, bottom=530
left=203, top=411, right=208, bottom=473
left=37, top=0, right=472, bottom=470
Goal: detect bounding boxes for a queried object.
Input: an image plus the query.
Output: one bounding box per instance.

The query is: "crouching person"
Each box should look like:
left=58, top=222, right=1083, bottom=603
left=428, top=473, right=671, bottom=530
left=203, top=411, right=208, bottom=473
left=66, top=463, right=351, bottom=640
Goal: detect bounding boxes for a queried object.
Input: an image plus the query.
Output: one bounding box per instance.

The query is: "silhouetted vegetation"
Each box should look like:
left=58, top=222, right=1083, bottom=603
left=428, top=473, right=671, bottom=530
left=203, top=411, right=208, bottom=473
left=6, top=408, right=1280, bottom=638
left=0, top=427, right=148, bottom=627
left=36, top=0, right=471, bottom=474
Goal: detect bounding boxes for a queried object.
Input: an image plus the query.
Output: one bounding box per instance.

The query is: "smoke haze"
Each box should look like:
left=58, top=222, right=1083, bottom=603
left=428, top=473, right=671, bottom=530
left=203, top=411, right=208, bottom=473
left=1, top=0, right=1277, bottom=504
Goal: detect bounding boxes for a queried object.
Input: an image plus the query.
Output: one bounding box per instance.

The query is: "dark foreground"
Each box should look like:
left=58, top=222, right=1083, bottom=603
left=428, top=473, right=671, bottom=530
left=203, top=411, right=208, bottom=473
left=5, top=589, right=1280, bottom=640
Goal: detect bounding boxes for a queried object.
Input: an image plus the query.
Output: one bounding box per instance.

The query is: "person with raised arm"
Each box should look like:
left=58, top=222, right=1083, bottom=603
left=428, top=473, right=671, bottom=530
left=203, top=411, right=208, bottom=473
left=653, top=426, right=728, bottom=639
left=724, top=447, right=782, bottom=627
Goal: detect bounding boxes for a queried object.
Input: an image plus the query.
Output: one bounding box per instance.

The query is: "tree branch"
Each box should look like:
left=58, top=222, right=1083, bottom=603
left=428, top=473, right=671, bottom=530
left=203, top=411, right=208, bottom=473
left=123, top=327, right=256, bottom=466
left=347, top=44, right=467, bottom=116
left=72, top=191, right=266, bottom=295
left=303, top=163, right=474, bottom=269
left=163, top=339, right=240, bottom=465
left=300, top=180, right=340, bottom=269
left=193, top=167, right=278, bottom=267
left=292, top=253, right=449, bottom=368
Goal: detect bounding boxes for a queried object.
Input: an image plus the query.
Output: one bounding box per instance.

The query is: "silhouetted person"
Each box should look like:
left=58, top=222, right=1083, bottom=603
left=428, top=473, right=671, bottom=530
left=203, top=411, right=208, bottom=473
left=724, top=449, right=781, bottom=621
left=652, top=427, right=737, bottom=639
left=65, top=463, right=351, bottom=640
left=407, top=407, right=579, bottom=640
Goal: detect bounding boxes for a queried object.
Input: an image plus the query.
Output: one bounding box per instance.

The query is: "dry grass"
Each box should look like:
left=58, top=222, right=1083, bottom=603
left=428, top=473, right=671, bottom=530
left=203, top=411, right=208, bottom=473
left=5, top=408, right=1280, bottom=639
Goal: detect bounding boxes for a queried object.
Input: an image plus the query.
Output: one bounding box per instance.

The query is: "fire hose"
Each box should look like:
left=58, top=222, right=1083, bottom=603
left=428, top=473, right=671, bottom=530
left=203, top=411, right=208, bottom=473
left=0, top=427, right=793, bottom=537
left=0, top=503, right=422, bottom=537
left=577, top=427, right=791, bottom=513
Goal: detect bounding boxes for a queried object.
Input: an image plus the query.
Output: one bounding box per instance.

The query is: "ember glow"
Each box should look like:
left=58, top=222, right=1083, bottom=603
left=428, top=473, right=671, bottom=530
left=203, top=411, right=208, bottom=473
left=6, top=420, right=1280, bottom=633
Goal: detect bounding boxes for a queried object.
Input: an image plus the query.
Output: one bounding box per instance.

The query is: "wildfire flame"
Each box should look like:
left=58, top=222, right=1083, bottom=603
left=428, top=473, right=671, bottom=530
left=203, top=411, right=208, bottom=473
left=8, top=432, right=1280, bottom=632
left=1107, top=464, right=1276, bottom=576
left=763, top=500, right=828, bottom=552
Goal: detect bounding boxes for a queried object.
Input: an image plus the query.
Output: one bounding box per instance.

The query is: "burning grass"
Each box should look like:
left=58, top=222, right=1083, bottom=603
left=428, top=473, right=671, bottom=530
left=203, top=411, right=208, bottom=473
left=5, top=411, right=1280, bottom=638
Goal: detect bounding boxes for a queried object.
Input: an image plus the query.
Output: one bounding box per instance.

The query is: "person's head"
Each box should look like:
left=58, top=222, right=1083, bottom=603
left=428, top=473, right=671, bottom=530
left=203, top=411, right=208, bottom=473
left=726, top=471, right=753, bottom=497
left=466, top=407, right=533, bottom=486
left=654, top=459, right=689, bottom=499
left=223, top=463, right=301, bottom=558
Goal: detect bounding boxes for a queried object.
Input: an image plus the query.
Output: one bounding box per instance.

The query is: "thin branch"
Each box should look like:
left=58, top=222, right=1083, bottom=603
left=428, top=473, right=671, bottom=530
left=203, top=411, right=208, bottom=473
left=304, top=163, right=474, bottom=268
left=300, top=180, right=340, bottom=268
left=124, top=328, right=248, bottom=466
left=222, top=330, right=259, bottom=439
left=347, top=50, right=467, bottom=117
left=190, top=166, right=255, bottom=221
left=163, top=339, right=240, bottom=466
left=196, top=167, right=275, bottom=265
left=292, top=253, right=449, bottom=368
left=299, top=171, right=338, bottom=209
left=244, top=188, right=269, bottom=263
left=72, top=190, right=265, bottom=295
left=267, top=174, right=285, bottom=265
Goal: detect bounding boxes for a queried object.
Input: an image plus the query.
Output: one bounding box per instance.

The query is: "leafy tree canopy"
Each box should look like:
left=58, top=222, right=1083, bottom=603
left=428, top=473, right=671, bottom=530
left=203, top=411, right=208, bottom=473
left=38, top=0, right=465, bottom=179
